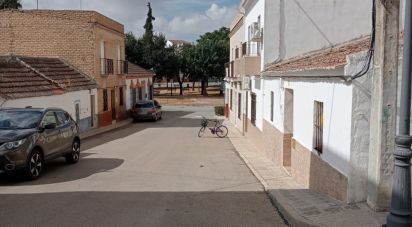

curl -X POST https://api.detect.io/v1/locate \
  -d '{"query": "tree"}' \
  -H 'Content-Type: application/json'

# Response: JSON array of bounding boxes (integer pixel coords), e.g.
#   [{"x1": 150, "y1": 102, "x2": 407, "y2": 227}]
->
[
  {"x1": 143, "y1": 2, "x2": 155, "y2": 41},
  {"x1": 0, "y1": 0, "x2": 22, "y2": 9},
  {"x1": 181, "y1": 27, "x2": 229, "y2": 96}
]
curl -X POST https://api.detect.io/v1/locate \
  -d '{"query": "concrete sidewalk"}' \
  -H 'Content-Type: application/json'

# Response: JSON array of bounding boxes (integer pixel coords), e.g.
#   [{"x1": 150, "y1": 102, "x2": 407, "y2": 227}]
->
[
  {"x1": 80, "y1": 118, "x2": 133, "y2": 140},
  {"x1": 226, "y1": 123, "x2": 387, "y2": 227}
]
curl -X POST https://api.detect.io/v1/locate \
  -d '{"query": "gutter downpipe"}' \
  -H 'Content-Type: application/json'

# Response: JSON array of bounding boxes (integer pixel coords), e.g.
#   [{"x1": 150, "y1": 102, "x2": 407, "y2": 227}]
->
[{"x1": 386, "y1": 0, "x2": 412, "y2": 226}]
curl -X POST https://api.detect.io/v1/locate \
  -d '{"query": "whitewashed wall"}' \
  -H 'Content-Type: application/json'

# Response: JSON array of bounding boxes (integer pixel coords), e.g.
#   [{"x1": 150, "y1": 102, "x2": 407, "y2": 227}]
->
[
  {"x1": 264, "y1": 0, "x2": 372, "y2": 66},
  {"x1": 261, "y1": 72, "x2": 353, "y2": 176},
  {"x1": 125, "y1": 78, "x2": 151, "y2": 110},
  {"x1": 244, "y1": 0, "x2": 265, "y2": 70},
  {"x1": 0, "y1": 89, "x2": 96, "y2": 121}
]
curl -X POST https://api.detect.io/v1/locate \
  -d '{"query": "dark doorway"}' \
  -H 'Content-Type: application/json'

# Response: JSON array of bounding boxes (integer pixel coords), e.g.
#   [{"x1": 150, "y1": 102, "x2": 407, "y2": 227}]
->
[{"x1": 111, "y1": 89, "x2": 116, "y2": 121}]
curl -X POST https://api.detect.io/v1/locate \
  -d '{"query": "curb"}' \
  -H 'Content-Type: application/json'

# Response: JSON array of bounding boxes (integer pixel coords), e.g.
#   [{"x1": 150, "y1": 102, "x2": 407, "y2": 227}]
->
[{"x1": 80, "y1": 119, "x2": 133, "y2": 140}]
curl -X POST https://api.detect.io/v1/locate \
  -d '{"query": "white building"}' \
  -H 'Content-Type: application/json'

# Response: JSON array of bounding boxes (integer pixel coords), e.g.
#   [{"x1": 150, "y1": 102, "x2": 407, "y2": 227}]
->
[
  {"x1": 226, "y1": 0, "x2": 407, "y2": 208},
  {"x1": 0, "y1": 55, "x2": 98, "y2": 132},
  {"x1": 125, "y1": 62, "x2": 155, "y2": 111}
]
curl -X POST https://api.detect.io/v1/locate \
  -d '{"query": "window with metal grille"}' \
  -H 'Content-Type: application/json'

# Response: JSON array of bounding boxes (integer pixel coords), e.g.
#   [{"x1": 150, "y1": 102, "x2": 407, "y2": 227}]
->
[
  {"x1": 230, "y1": 89, "x2": 233, "y2": 110},
  {"x1": 101, "y1": 58, "x2": 114, "y2": 75},
  {"x1": 238, "y1": 93, "x2": 242, "y2": 119},
  {"x1": 119, "y1": 87, "x2": 124, "y2": 106},
  {"x1": 313, "y1": 101, "x2": 323, "y2": 153},
  {"x1": 251, "y1": 93, "x2": 256, "y2": 126},
  {"x1": 270, "y1": 91, "x2": 274, "y2": 122},
  {"x1": 103, "y1": 89, "x2": 108, "y2": 111}
]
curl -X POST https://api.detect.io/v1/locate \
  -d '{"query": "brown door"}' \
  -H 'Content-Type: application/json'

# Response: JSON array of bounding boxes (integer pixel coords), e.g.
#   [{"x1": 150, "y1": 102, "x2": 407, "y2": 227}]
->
[{"x1": 111, "y1": 89, "x2": 116, "y2": 121}]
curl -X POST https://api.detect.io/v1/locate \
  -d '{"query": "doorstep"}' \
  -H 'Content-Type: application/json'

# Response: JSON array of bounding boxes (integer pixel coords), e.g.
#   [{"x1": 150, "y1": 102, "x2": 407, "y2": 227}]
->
[
  {"x1": 225, "y1": 122, "x2": 388, "y2": 227},
  {"x1": 80, "y1": 118, "x2": 133, "y2": 140}
]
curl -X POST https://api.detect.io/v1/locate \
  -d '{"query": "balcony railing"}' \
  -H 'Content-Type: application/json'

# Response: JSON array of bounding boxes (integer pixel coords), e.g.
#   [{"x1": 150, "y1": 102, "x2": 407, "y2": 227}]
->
[
  {"x1": 101, "y1": 58, "x2": 114, "y2": 75},
  {"x1": 242, "y1": 42, "x2": 261, "y2": 57},
  {"x1": 117, "y1": 60, "x2": 128, "y2": 75}
]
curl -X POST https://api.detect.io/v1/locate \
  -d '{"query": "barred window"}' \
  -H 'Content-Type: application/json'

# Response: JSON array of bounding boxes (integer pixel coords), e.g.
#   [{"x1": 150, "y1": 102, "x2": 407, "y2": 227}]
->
[
  {"x1": 238, "y1": 93, "x2": 242, "y2": 119},
  {"x1": 103, "y1": 89, "x2": 108, "y2": 111},
  {"x1": 251, "y1": 93, "x2": 256, "y2": 126},
  {"x1": 270, "y1": 91, "x2": 274, "y2": 122},
  {"x1": 313, "y1": 101, "x2": 323, "y2": 153}
]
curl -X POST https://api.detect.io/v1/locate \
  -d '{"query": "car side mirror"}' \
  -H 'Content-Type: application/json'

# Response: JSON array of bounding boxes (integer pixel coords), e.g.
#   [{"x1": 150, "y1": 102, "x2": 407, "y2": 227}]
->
[{"x1": 44, "y1": 123, "x2": 57, "y2": 130}]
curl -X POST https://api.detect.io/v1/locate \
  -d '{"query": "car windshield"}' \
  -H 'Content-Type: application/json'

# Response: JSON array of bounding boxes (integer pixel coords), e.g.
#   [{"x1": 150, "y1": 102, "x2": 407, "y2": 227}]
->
[
  {"x1": 0, "y1": 110, "x2": 43, "y2": 129},
  {"x1": 136, "y1": 103, "x2": 153, "y2": 108}
]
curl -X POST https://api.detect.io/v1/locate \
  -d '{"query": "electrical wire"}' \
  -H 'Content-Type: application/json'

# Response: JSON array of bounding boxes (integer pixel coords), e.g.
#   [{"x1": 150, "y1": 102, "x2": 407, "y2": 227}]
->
[{"x1": 351, "y1": 0, "x2": 376, "y2": 80}]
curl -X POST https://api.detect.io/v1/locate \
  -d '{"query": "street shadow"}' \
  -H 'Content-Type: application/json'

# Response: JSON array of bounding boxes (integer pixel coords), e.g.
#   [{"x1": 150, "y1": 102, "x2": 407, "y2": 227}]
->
[
  {"x1": 0, "y1": 191, "x2": 288, "y2": 227},
  {"x1": 0, "y1": 154, "x2": 124, "y2": 186}
]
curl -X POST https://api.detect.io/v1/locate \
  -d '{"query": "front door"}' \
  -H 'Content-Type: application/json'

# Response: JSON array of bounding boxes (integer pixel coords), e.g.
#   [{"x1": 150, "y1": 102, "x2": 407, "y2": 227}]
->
[
  {"x1": 111, "y1": 89, "x2": 116, "y2": 121},
  {"x1": 55, "y1": 111, "x2": 72, "y2": 153},
  {"x1": 40, "y1": 111, "x2": 60, "y2": 157}
]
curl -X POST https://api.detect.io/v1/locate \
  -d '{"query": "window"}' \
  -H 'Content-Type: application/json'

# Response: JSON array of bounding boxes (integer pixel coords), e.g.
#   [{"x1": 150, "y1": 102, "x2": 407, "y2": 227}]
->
[
  {"x1": 56, "y1": 111, "x2": 70, "y2": 126},
  {"x1": 230, "y1": 89, "x2": 233, "y2": 110},
  {"x1": 270, "y1": 91, "x2": 274, "y2": 122},
  {"x1": 255, "y1": 78, "x2": 261, "y2": 90},
  {"x1": 313, "y1": 101, "x2": 323, "y2": 153},
  {"x1": 41, "y1": 112, "x2": 57, "y2": 126},
  {"x1": 238, "y1": 93, "x2": 242, "y2": 119},
  {"x1": 119, "y1": 87, "x2": 124, "y2": 106},
  {"x1": 251, "y1": 93, "x2": 256, "y2": 126},
  {"x1": 103, "y1": 89, "x2": 108, "y2": 111}
]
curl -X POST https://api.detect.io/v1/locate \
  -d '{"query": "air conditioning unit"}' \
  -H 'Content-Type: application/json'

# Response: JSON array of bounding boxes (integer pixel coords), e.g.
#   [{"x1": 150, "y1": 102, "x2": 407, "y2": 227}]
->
[{"x1": 251, "y1": 22, "x2": 262, "y2": 42}]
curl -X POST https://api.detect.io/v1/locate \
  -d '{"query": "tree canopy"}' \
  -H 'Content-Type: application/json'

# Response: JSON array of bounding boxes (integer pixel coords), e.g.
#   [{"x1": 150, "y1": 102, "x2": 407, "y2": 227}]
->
[
  {"x1": 0, "y1": 0, "x2": 22, "y2": 9},
  {"x1": 125, "y1": 2, "x2": 229, "y2": 96}
]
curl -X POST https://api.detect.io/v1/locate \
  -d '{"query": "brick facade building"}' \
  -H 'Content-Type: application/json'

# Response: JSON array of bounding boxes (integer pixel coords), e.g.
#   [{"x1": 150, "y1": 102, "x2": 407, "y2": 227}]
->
[{"x1": 0, "y1": 10, "x2": 128, "y2": 128}]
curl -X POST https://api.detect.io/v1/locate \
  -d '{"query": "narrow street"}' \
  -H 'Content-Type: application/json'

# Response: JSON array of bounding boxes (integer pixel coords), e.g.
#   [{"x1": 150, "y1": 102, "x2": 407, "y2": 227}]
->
[{"x1": 0, "y1": 106, "x2": 287, "y2": 227}]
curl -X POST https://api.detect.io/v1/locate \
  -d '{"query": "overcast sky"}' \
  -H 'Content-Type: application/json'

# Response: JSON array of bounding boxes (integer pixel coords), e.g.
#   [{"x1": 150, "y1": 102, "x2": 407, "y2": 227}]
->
[{"x1": 21, "y1": 0, "x2": 239, "y2": 41}]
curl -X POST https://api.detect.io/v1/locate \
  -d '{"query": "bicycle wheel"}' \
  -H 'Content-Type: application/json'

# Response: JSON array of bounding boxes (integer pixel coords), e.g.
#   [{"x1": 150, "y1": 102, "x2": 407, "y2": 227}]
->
[
  {"x1": 216, "y1": 125, "x2": 228, "y2": 138},
  {"x1": 198, "y1": 127, "x2": 206, "y2": 137}
]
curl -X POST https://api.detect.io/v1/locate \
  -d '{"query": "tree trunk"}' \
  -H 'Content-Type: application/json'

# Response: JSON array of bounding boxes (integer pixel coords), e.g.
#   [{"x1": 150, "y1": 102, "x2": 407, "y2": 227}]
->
[
  {"x1": 192, "y1": 81, "x2": 195, "y2": 91},
  {"x1": 201, "y1": 79, "x2": 208, "y2": 96},
  {"x1": 178, "y1": 81, "x2": 183, "y2": 96}
]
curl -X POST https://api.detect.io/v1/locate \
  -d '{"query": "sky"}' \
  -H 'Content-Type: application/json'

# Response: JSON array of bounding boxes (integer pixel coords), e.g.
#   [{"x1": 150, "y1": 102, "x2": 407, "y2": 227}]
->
[{"x1": 20, "y1": 0, "x2": 239, "y2": 41}]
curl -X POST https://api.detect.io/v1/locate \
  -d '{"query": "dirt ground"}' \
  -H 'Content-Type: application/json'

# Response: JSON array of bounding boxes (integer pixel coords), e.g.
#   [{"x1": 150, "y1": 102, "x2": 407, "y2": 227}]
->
[{"x1": 154, "y1": 86, "x2": 224, "y2": 106}]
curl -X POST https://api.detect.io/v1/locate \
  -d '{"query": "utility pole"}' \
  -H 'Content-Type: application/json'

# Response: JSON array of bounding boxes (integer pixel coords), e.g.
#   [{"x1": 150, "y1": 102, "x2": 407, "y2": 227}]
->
[
  {"x1": 368, "y1": 0, "x2": 399, "y2": 211},
  {"x1": 386, "y1": 0, "x2": 412, "y2": 225},
  {"x1": 37, "y1": 0, "x2": 38, "y2": 9}
]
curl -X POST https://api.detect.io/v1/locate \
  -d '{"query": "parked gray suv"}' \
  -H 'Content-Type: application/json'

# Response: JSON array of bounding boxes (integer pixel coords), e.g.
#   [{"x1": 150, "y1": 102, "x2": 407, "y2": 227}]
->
[
  {"x1": 131, "y1": 100, "x2": 162, "y2": 121},
  {"x1": 0, "y1": 107, "x2": 81, "y2": 180}
]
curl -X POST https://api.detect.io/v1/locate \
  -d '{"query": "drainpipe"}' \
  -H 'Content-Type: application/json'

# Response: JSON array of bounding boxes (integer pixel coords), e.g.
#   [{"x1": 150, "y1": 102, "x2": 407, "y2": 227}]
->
[{"x1": 386, "y1": 0, "x2": 412, "y2": 226}]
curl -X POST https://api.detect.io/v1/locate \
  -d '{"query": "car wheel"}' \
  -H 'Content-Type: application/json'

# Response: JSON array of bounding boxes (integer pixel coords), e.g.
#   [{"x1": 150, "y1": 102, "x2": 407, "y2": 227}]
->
[
  {"x1": 66, "y1": 139, "x2": 80, "y2": 164},
  {"x1": 26, "y1": 149, "x2": 43, "y2": 180}
]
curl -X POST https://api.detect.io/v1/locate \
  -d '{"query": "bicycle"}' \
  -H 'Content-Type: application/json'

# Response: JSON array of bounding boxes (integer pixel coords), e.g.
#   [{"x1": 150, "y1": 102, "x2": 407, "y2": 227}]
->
[{"x1": 198, "y1": 116, "x2": 228, "y2": 138}]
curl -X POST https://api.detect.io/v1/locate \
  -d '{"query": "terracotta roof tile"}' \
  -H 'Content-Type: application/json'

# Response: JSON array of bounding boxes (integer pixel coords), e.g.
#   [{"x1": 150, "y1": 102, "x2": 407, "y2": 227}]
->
[
  {"x1": 0, "y1": 56, "x2": 97, "y2": 99},
  {"x1": 265, "y1": 38, "x2": 370, "y2": 73},
  {"x1": 127, "y1": 62, "x2": 155, "y2": 79}
]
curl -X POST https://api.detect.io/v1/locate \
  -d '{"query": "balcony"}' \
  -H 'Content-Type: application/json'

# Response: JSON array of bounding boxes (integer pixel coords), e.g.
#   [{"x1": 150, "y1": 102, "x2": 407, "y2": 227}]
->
[
  {"x1": 250, "y1": 22, "x2": 263, "y2": 42},
  {"x1": 242, "y1": 42, "x2": 261, "y2": 57},
  {"x1": 117, "y1": 60, "x2": 128, "y2": 75},
  {"x1": 101, "y1": 58, "x2": 114, "y2": 75}
]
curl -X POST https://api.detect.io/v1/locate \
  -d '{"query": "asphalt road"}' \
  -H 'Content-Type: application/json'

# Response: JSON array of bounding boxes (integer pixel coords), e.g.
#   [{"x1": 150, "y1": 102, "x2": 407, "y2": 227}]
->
[{"x1": 0, "y1": 106, "x2": 288, "y2": 227}]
